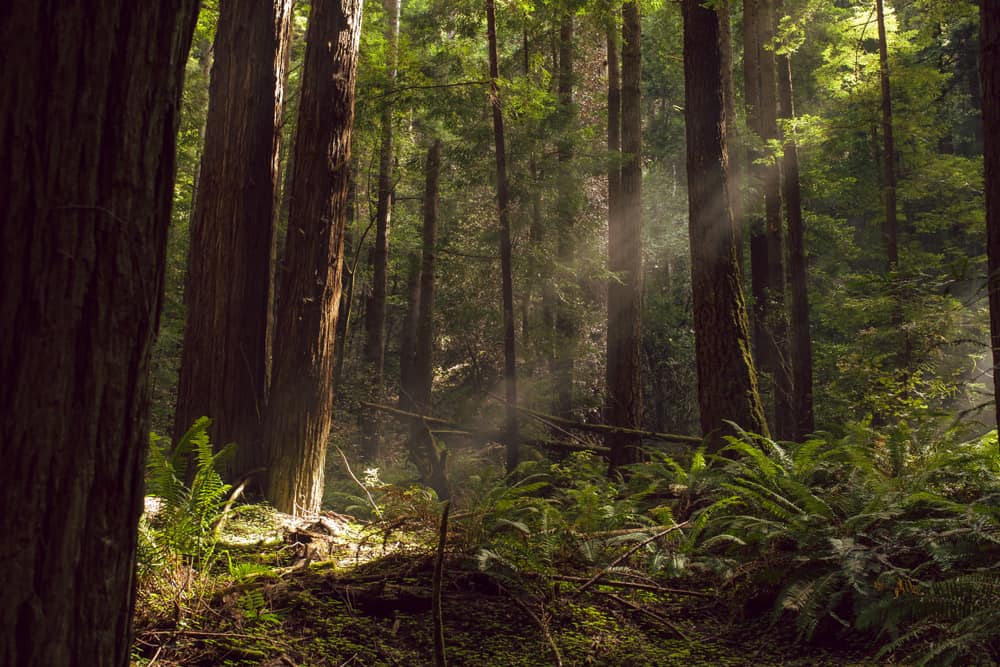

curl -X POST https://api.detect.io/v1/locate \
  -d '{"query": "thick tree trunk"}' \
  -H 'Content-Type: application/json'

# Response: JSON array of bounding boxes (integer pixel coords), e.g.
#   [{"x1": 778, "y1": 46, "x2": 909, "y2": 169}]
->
[
  {"x1": 983, "y1": 2, "x2": 1000, "y2": 435},
  {"x1": 414, "y1": 139, "x2": 443, "y2": 411},
  {"x1": 265, "y1": 0, "x2": 363, "y2": 516},
  {"x1": 776, "y1": 44, "x2": 815, "y2": 440},
  {"x1": 606, "y1": 0, "x2": 645, "y2": 470},
  {"x1": 0, "y1": 2, "x2": 197, "y2": 664},
  {"x1": 486, "y1": 0, "x2": 520, "y2": 470},
  {"x1": 554, "y1": 13, "x2": 578, "y2": 419},
  {"x1": 175, "y1": 0, "x2": 294, "y2": 484},
  {"x1": 362, "y1": 0, "x2": 402, "y2": 461},
  {"x1": 681, "y1": 0, "x2": 770, "y2": 446}
]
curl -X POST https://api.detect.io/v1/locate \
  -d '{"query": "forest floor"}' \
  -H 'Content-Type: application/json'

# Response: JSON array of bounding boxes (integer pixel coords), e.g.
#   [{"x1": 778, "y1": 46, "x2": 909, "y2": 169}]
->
[{"x1": 132, "y1": 506, "x2": 884, "y2": 667}]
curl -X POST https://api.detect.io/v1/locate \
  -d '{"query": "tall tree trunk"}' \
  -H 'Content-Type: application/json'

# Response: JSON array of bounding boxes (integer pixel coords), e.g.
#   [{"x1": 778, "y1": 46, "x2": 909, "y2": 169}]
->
[
  {"x1": 0, "y1": 2, "x2": 197, "y2": 663},
  {"x1": 362, "y1": 0, "x2": 402, "y2": 461},
  {"x1": 399, "y1": 252, "x2": 421, "y2": 411},
  {"x1": 876, "y1": 0, "x2": 908, "y2": 378},
  {"x1": 554, "y1": 13, "x2": 578, "y2": 419},
  {"x1": 265, "y1": 0, "x2": 363, "y2": 516},
  {"x1": 776, "y1": 39, "x2": 815, "y2": 439},
  {"x1": 744, "y1": 0, "x2": 791, "y2": 438},
  {"x1": 175, "y1": 0, "x2": 294, "y2": 485},
  {"x1": 743, "y1": 0, "x2": 769, "y2": 377},
  {"x1": 876, "y1": 0, "x2": 900, "y2": 277},
  {"x1": 982, "y1": 1, "x2": 1000, "y2": 436},
  {"x1": 719, "y1": 0, "x2": 744, "y2": 270},
  {"x1": 607, "y1": 0, "x2": 645, "y2": 470},
  {"x1": 758, "y1": 0, "x2": 793, "y2": 440},
  {"x1": 681, "y1": 0, "x2": 770, "y2": 446},
  {"x1": 333, "y1": 174, "x2": 358, "y2": 395},
  {"x1": 486, "y1": 0, "x2": 520, "y2": 470},
  {"x1": 414, "y1": 139, "x2": 443, "y2": 411}
]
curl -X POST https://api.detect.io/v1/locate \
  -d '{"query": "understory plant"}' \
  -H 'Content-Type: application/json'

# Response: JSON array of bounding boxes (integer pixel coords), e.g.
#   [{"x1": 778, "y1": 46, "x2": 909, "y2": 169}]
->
[{"x1": 689, "y1": 424, "x2": 1000, "y2": 666}]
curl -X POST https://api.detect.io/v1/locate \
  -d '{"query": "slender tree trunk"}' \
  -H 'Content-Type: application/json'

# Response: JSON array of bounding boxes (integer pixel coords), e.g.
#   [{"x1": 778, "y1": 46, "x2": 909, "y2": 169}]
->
[
  {"x1": 759, "y1": 0, "x2": 793, "y2": 440},
  {"x1": 414, "y1": 139, "x2": 443, "y2": 411},
  {"x1": 876, "y1": 0, "x2": 900, "y2": 277},
  {"x1": 0, "y1": 2, "x2": 197, "y2": 663},
  {"x1": 719, "y1": 0, "x2": 744, "y2": 270},
  {"x1": 265, "y1": 0, "x2": 363, "y2": 516},
  {"x1": 399, "y1": 252, "x2": 421, "y2": 411},
  {"x1": 554, "y1": 13, "x2": 578, "y2": 419},
  {"x1": 362, "y1": 0, "x2": 402, "y2": 461},
  {"x1": 743, "y1": 0, "x2": 768, "y2": 376},
  {"x1": 175, "y1": 0, "x2": 294, "y2": 485},
  {"x1": 486, "y1": 0, "x2": 520, "y2": 470},
  {"x1": 333, "y1": 174, "x2": 358, "y2": 395},
  {"x1": 982, "y1": 1, "x2": 1000, "y2": 436},
  {"x1": 681, "y1": 0, "x2": 770, "y2": 446},
  {"x1": 607, "y1": 0, "x2": 645, "y2": 470},
  {"x1": 776, "y1": 41, "x2": 815, "y2": 439}
]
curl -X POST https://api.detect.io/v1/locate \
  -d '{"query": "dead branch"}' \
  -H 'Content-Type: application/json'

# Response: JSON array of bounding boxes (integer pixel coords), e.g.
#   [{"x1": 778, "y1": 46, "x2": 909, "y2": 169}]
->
[
  {"x1": 599, "y1": 591, "x2": 691, "y2": 642},
  {"x1": 573, "y1": 522, "x2": 690, "y2": 596}
]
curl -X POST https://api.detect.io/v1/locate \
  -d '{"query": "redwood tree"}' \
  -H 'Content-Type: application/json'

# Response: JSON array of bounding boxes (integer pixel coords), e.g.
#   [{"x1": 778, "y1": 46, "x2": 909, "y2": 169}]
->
[
  {"x1": 681, "y1": 0, "x2": 769, "y2": 445},
  {"x1": 0, "y1": 2, "x2": 197, "y2": 663},
  {"x1": 606, "y1": 0, "x2": 645, "y2": 469},
  {"x1": 174, "y1": 0, "x2": 294, "y2": 482},
  {"x1": 487, "y1": 0, "x2": 520, "y2": 470},
  {"x1": 983, "y1": 1, "x2": 1000, "y2": 434},
  {"x1": 265, "y1": 0, "x2": 363, "y2": 515},
  {"x1": 776, "y1": 30, "x2": 815, "y2": 439}
]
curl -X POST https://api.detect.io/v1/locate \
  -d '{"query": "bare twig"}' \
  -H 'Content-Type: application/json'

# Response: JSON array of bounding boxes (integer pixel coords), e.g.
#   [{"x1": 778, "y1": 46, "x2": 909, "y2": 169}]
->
[
  {"x1": 573, "y1": 522, "x2": 690, "y2": 596},
  {"x1": 511, "y1": 595, "x2": 563, "y2": 667},
  {"x1": 336, "y1": 446, "x2": 383, "y2": 521}
]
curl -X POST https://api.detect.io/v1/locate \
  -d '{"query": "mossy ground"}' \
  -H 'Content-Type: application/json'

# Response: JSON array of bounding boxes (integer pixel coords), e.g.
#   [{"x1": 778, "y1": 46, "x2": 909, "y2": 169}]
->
[{"x1": 133, "y1": 540, "x2": 881, "y2": 666}]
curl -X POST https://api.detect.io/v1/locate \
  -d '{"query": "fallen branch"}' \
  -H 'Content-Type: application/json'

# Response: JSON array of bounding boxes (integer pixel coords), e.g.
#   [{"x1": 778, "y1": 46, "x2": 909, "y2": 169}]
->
[
  {"x1": 511, "y1": 595, "x2": 563, "y2": 667},
  {"x1": 361, "y1": 401, "x2": 458, "y2": 428},
  {"x1": 599, "y1": 591, "x2": 691, "y2": 642},
  {"x1": 490, "y1": 395, "x2": 703, "y2": 445},
  {"x1": 546, "y1": 573, "x2": 711, "y2": 598},
  {"x1": 573, "y1": 522, "x2": 690, "y2": 596}
]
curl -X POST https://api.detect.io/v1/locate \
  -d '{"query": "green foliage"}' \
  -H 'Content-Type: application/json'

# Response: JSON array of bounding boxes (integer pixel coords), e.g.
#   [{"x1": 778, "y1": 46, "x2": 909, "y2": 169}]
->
[
  {"x1": 142, "y1": 417, "x2": 235, "y2": 570},
  {"x1": 682, "y1": 425, "x2": 1000, "y2": 665}
]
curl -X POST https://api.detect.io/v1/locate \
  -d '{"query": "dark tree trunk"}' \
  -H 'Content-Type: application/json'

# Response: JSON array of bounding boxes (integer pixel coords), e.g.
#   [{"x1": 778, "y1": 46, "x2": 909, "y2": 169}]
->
[
  {"x1": 265, "y1": 0, "x2": 363, "y2": 516},
  {"x1": 0, "y1": 2, "x2": 198, "y2": 663},
  {"x1": 681, "y1": 0, "x2": 770, "y2": 446},
  {"x1": 175, "y1": 0, "x2": 294, "y2": 484},
  {"x1": 606, "y1": 0, "x2": 645, "y2": 470},
  {"x1": 554, "y1": 13, "x2": 578, "y2": 419},
  {"x1": 487, "y1": 0, "x2": 520, "y2": 470},
  {"x1": 333, "y1": 175, "x2": 358, "y2": 395},
  {"x1": 718, "y1": 0, "x2": 744, "y2": 270},
  {"x1": 745, "y1": 0, "x2": 791, "y2": 438},
  {"x1": 362, "y1": 0, "x2": 402, "y2": 461},
  {"x1": 776, "y1": 43, "x2": 815, "y2": 440},
  {"x1": 414, "y1": 139, "x2": 443, "y2": 411},
  {"x1": 876, "y1": 0, "x2": 908, "y2": 378},
  {"x1": 983, "y1": 1, "x2": 1000, "y2": 435},
  {"x1": 876, "y1": 0, "x2": 900, "y2": 277}
]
